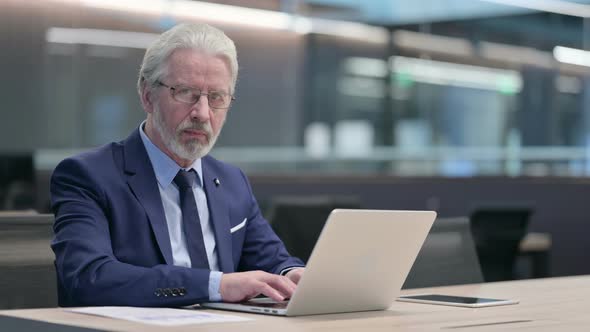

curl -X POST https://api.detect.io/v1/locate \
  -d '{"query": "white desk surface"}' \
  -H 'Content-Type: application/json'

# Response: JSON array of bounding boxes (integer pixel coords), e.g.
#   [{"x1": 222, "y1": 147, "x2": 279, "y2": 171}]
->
[{"x1": 1, "y1": 275, "x2": 588, "y2": 331}]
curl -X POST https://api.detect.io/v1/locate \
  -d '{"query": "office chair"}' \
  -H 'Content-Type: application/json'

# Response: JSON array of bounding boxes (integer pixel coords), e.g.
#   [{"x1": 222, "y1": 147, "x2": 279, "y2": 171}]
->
[
  {"x1": 403, "y1": 217, "x2": 484, "y2": 289},
  {"x1": 0, "y1": 153, "x2": 35, "y2": 210},
  {"x1": 470, "y1": 207, "x2": 532, "y2": 282},
  {"x1": 266, "y1": 195, "x2": 360, "y2": 263}
]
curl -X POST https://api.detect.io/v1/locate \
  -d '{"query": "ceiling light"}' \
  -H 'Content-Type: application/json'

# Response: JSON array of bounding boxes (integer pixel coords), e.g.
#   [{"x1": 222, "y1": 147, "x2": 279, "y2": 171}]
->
[
  {"x1": 554, "y1": 46, "x2": 590, "y2": 67},
  {"x1": 46, "y1": 27, "x2": 158, "y2": 49},
  {"x1": 481, "y1": 0, "x2": 590, "y2": 18}
]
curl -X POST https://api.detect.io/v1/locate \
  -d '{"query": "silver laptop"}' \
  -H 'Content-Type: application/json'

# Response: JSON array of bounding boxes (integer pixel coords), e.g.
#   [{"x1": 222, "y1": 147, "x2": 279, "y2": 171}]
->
[{"x1": 201, "y1": 209, "x2": 436, "y2": 316}]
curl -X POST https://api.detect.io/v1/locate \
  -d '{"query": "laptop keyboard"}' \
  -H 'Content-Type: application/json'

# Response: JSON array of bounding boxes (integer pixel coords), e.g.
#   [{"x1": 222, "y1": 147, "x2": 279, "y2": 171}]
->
[{"x1": 245, "y1": 298, "x2": 290, "y2": 309}]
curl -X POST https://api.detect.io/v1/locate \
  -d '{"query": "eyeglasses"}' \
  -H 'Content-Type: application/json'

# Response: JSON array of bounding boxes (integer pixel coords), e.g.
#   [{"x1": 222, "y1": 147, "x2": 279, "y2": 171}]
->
[{"x1": 156, "y1": 81, "x2": 235, "y2": 109}]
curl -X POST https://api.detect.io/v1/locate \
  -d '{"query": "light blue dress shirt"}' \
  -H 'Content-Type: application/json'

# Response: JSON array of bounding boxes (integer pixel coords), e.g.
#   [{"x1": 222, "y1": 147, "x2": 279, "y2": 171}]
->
[{"x1": 139, "y1": 123, "x2": 222, "y2": 301}]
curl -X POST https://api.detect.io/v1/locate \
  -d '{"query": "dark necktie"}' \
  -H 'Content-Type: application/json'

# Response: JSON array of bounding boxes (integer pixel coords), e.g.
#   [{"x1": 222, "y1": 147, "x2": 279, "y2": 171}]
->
[{"x1": 173, "y1": 169, "x2": 210, "y2": 269}]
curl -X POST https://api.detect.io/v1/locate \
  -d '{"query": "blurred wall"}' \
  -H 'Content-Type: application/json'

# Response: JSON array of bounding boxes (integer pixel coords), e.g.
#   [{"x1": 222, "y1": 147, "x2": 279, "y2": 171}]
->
[
  {"x1": 0, "y1": 1, "x2": 306, "y2": 151},
  {"x1": 250, "y1": 175, "x2": 590, "y2": 278}
]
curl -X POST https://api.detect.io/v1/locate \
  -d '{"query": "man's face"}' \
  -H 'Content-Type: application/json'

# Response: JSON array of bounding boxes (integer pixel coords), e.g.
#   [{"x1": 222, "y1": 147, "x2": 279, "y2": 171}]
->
[{"x1": 145, "y1": 48, "x2": 232, "y2": 163}]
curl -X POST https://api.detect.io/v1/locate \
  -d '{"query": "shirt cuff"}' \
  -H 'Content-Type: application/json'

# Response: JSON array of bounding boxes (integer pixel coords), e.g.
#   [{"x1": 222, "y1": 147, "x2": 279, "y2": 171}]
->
[
  {"x1": 208, "y1": 271, "x2": 223, "y2": 301},
  {"x1": 280, "y1": 266, "x2": 305, "y2": 276}
]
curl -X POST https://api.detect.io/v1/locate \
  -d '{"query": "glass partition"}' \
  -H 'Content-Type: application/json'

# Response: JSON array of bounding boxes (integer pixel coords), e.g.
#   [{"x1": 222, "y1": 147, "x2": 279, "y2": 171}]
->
[{"x1": 2, "y1": 0, "x2": 590, "y2": 177}]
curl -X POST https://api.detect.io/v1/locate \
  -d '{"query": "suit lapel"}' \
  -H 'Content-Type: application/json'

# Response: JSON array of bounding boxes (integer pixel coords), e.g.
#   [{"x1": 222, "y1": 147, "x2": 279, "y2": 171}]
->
[
  {"x1": 202, "y1": 157, "x2": 234, "y2": 273},
  {"x1": 123, "y1": 129, "x2": 173, "y2": 265}
]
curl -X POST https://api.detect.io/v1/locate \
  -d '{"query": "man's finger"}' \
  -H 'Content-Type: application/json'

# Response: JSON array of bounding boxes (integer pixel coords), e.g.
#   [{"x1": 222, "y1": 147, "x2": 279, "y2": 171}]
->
[
  {"x1": 265, "y1": 275, "x2": 296, "y2": 298},
  {"x1": 258, "y1": 283, "x2": 285, "y2": 302},
  {"x1": 286, "y1": 268, "x2": 304, "y2": 284}
]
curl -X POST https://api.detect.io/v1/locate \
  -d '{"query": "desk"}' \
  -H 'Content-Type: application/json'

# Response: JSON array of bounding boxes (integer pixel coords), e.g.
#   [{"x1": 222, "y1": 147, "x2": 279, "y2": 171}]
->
[{"x1": 1, "y1": 275, "x2": 588, "y2": 331}]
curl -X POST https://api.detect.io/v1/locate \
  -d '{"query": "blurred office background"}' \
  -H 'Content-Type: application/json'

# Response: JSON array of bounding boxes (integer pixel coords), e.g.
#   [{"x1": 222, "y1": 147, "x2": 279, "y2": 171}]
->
[{"x1": 2, "y1": 0, "x2": 590, "y2": 303}]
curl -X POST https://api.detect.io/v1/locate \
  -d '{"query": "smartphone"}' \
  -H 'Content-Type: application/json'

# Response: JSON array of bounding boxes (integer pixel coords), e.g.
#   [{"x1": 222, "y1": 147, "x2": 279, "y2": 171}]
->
[{"x1": 397, "y1": 294, "x2": 519, "y2": 308}]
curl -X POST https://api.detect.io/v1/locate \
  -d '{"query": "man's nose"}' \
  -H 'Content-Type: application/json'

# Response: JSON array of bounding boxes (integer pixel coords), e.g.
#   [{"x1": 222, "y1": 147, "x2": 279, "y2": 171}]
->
[{"x1": 188, "y1": 95, "x2": 210, "y2": 121}]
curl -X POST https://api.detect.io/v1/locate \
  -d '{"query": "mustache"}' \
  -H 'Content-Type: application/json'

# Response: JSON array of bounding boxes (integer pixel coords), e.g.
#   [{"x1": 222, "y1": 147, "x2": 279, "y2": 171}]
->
[{"x1": 176, "y1": 120, "x2": 213, "y2": 136}]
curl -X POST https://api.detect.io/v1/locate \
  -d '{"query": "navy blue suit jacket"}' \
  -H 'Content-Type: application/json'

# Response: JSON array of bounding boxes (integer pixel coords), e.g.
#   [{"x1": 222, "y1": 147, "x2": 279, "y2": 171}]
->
[{"x1": 50, "y1": 129, "x2": 303, "y2": 307}]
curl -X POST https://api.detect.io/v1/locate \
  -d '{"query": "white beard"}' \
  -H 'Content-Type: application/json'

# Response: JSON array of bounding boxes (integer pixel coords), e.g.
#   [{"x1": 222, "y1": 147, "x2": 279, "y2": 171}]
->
[{"x1": 152, "y1": 106, "x2": 223, "y2": 161}]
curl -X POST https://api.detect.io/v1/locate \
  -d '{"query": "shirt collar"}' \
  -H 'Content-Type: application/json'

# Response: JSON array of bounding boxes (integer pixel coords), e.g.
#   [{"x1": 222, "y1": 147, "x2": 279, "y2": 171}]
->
[{"x1": 139, "y1": 121, "x2": 203, "y2": 188}]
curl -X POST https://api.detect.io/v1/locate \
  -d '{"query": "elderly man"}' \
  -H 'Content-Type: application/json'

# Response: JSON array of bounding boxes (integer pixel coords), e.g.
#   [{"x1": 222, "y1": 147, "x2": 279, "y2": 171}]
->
[{"x1": 51, "y1": 23, "x2": 304, "y2": 307}]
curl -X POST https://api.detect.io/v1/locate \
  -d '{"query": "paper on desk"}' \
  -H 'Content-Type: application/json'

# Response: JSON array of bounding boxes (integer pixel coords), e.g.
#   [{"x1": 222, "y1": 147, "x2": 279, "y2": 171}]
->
[{"x1": 67, "y1": 306, "x2": 253, "y2": 326}]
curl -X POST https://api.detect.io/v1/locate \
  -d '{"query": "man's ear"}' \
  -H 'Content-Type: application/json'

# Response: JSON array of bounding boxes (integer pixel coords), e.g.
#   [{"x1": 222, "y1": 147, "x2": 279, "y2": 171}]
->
[{"x1": 140, "y1": 82, "x2": 156, "y2": 114}]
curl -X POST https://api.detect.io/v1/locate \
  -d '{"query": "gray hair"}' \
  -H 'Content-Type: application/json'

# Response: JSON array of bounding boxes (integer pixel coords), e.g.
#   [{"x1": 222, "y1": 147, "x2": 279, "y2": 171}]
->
[{"x1": 137, "y1": 23, "x2": 238, "y2": 96}]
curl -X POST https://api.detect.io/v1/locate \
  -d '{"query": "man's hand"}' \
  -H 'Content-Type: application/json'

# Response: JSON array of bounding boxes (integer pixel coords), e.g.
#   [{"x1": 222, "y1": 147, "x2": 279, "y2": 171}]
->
[
  {"x1": 219, "y1": 271, "x2": 297, "y2": 303},
  {"x1": 285, "y1": 268, "x2": 305, "y2": 284}
]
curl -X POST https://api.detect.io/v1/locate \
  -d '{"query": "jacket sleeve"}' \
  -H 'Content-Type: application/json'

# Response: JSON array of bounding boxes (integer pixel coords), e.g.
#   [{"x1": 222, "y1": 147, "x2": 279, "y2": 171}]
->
[{"x1": 50, "y1": 157, "x2": 210, "y2": 307}]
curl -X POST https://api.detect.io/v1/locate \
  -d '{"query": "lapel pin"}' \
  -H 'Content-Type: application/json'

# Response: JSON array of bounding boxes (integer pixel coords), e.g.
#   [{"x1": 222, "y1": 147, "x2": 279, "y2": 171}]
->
[{"x1": 214, "y1": 178, "x2": 221, "y2": 187}]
